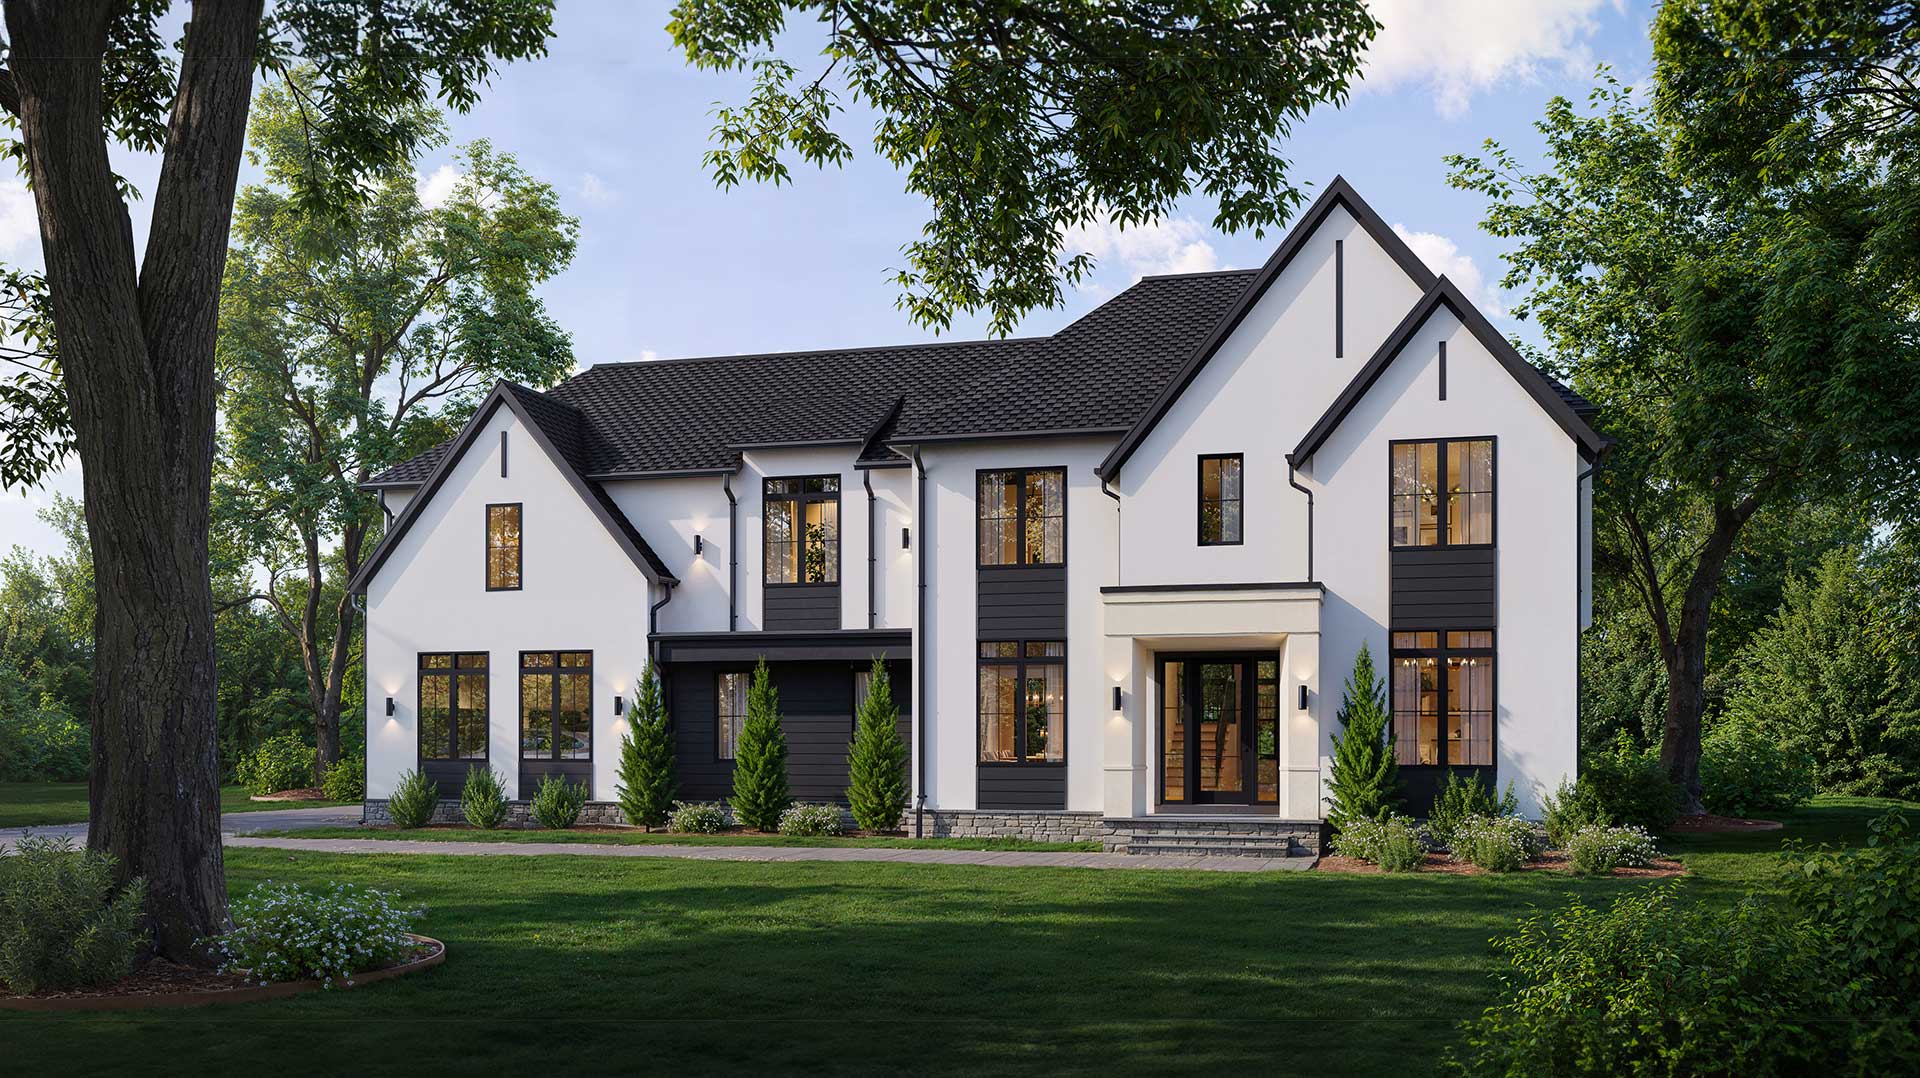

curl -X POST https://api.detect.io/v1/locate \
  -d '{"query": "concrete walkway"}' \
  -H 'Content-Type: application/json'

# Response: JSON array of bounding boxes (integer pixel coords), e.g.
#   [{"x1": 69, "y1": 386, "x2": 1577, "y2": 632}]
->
[
  {"x1": 225, "y1": 833, "x2": 1316, "y2": 873},
  {"x1": 0, "y1": 804, "x2": 361, "y2": 849}
]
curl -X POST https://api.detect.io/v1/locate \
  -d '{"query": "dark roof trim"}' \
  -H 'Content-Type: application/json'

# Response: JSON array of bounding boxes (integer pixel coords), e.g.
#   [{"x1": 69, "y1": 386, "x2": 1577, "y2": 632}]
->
[
  {"x1": 1100, "y1": 580, "x2": 1324, "y2": 594},
  {"x1": 358, "y1": 479, "x2": 425, "y2": 491},
  {"x1": 586, "y1": 465, "x2": 742, "y2": 481},
  {"x1": 1097, "y1": 175, "x2": 1438, "y2": 481},
  {"x1": 1289, "y1": 277, "x2": 1609, "y2": 466},
  {"x1": 889, "y1": 424, "x2": 1129, "y2": 448},
  {"x1": 347, "y1": 381, "x2": 677, "y2": 595},
  {"x1": 727, "y1": 437, "x2": 867, "y2": 451}
]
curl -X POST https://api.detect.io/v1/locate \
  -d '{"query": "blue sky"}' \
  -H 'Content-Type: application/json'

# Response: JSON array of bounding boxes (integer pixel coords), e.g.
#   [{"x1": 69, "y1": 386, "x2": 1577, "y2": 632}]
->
[{"x1": 0, "y1": 0, "x2": 1658, "y2": 558}]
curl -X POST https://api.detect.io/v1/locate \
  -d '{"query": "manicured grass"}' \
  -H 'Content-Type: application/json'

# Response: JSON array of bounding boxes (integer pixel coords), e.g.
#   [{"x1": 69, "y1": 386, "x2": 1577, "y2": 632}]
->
[
  {"x1": 9, "y1": 796, "x2": 1912, "y2": 1077},
  {"x1": 0, "y1": 782, "x2": 358, "y2": 828},
  {"x1": 247, "y1": 825, "x2": 1100, "y2": 852}
]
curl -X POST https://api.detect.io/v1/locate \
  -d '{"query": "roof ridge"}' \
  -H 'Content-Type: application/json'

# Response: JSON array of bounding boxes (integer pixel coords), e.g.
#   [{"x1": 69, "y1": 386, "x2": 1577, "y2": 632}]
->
[{"x1": 1135, "y1": 267, "x2": 1258, "y2": 281}]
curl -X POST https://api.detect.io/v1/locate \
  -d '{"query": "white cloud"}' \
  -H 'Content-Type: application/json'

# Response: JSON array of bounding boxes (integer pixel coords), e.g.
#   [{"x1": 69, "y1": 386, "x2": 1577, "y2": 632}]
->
[
  {"x1": 1392, "y1": 223, "x2": 1505, "y2": 318},
  {"x1": 416, "y1": 164, "x2": 462, "y2": 209},
  {"x1": 0, "y1": 181, "x2": 39, "y2": 254},
  {"x1": 577, "y1": 172, "x2": 617, "y2": 207},
  {"x1": 1061, "y1": 211, "x2": 1221, "y2": 283},
  {"x1": 1360, "y1": 0, "x2": 1621, "y2": 117}
]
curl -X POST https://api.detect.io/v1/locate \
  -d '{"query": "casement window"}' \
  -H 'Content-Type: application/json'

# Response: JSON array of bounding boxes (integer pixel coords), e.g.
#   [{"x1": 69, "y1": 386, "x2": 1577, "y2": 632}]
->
[
  {"x1": 716, "y1": 671, "x2": 749, "y2": 760},
  {"x1": 977, "y1": 641, "x2": 1065, "y2": 764},
  {"x1": 978, "y1": 468, "x2": 1065, "y2": 566},
  {"x1": 1389, "y1": 438, "x2": 1494, "y2": 548},
  {"x1": 520, "y1": 651, "x2": 591, "y2": 762},
  {"x1": 764, "y1": 476, "x2": 840, "y2": 585},
  {"x1": 1390, "y1": 630, "x2": 1494, "y2": 767},
  {"x1": 420, "y1": 652, "x2": 489, "y2": 761},
  {"x1": 1198, "y1": 454, "x2": 1244, "y2": 546},
  {"x1": 486, "y1": 503, "x2": 522, "y2": 590}
]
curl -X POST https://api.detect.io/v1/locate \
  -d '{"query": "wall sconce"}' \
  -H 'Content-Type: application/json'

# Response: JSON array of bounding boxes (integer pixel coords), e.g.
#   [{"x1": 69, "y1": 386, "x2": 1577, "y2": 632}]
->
[
  {"x1": 385, "y1": 697, "x2": 395, "y2": 717},
  {"x1": 614, "y1": 695, "x2": 625, "y2": 716},
  {"x1": 1111, "y1": 686, "x2": 1123, "y2": 711},
  {"x1": 901, "y1": 527, "x2": 911, "y2": 549},
  {"x1": 1297, "y1": 685, "x2": 1310, "y2": 711},
  {"x1": 694, "y1": 534, "x2": 704, "y2": 555}
]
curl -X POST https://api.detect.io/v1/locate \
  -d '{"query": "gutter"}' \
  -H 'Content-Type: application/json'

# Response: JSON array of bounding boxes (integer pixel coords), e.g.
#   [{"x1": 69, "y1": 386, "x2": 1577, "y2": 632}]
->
[
  {"x1": 722, "y1": 474, "x2": 737, "y2": 631},
  {"x1": 912, "y1": 446, "x2": 928, "y2": 838},
  {"x1": 1100, "y1": 476, "x2": 1121, "y2": 586},
  {"x1": 863, "y1": 470, "x2": 877, "y2": 629},
  {"x1": 1574, "y1": 451, "x2": 1602, "y2": 769},
  {"x1": 1285, "y1": 457, "x2": 1315, "y2": 580},
  {"x1": 648, "y1": 581, "x2": 677, "y2": 663}
]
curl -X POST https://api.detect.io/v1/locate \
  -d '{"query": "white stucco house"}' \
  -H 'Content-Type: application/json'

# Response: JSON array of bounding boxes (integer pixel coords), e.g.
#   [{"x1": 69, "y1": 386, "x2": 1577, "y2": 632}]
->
[{"x1": 348, "y1": 177, "x2": 1608, "y2": 854}]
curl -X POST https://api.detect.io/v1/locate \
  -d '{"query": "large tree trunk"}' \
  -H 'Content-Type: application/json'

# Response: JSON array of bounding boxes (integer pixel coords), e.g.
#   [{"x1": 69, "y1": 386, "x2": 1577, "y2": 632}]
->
[
  {"x1": 1656, "y1": 503, "x2": 1754, "y2": 815},
  {"x1": 6, "y1": 0, "x2": 264, "y2": 960}
]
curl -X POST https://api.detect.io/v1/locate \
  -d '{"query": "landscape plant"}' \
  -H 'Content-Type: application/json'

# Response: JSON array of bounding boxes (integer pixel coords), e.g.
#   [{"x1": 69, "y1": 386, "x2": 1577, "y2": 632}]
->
[
  {"x1": 616, "y1": 663, "x2": 676, "y2": 828},
  {"x1": 1426, "y1": 771, "x2": 1517, "y2": 848},
  {"x1": 529, "y1": 775, "x2": 587, "y2": 830},
  {"x1": 1565, "y1": 824, "x2": 1660, "y2": 876},
  {"x1": 208, "y1": 882, "x2": 424, "y2": 989},
  {"x1": 0, "y1": 837, "x2": 147, "y2": 994},
  {"x1": 1324, "y1": 643, "x2": 1397, "y2": 832},
  {"x1": 1782, "y1": 810, "x2": 1920, "y2": 1008},
  {"x1": 1449, "y1": 815, "x2": 1546, "y2": 873},
  {"x1": 729, "y1": 660, "x2": 791, "y2": 831},
  {"x1": 777, "y1": 804, "x2": 844, "y2": 837},
  {"x1": 1699, "y1": 718, "x2": 1814, "y2": 817},
  {"x1": 321, "y1": 754, "x2": 366, "y2": 802},
  {"x1": 845, "y1": 659, "x2": 908, "y2": 832},
  {"x1": 668, "y1": 801, "x2": 729, "y2": 834},
  {"x1": 236, "y1": 732, "x2": 313, "y2": 796},
  {"x1": 1331, "y1": 814, "x2": 1426, "y2": 873},
  {"x1": 386, "y1": 769, "x2": 440, "y2": 829},
  {"x1": 460, "y1": 767, "x2": 510, "y2": 830},
  {"x1": 1580, "y1": 738, "x2": 1680, "y2": 832},
  {"x1": 1538, "y1": 779, "x2": 1610, "y2": 848}
]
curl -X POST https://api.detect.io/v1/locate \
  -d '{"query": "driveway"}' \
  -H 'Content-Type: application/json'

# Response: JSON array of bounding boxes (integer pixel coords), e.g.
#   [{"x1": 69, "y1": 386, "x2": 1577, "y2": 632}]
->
[{"x1": 0, "y1": 804, "x2": 362, "y2": 850}]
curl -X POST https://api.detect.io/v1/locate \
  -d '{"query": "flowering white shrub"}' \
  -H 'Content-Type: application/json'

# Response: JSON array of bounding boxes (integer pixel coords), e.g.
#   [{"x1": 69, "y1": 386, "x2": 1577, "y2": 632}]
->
[
  {"x1": 668, "y1": 801, "x2": 729, "y2": 833},
  {"x1": 207, "y1": 882, "x2": 424, "y2": 988},
  {"x1": 777, "y1": 803, "x2": 844, "y2": 837},
  {"x1": 1450, "y1": 814, "x2": 1549, "y2": 872},
  {"x1": 1333, "y1": 814, "x2": 1427, "y2": 872},
  {"x1": 1567, "y1": 824, "x2": 1661, "y2": 875}
]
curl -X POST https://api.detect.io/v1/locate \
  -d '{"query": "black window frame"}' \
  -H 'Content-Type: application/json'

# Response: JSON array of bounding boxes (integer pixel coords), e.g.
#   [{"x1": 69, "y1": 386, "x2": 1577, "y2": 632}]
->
[
  {"x1": 1387, "y1": 437, "x2": 1497, "y2": 549},
  {"x1": 715, "y1": 668, "x2": 751, "y2": 761},
  {"x1": 1388, "y1": 629, "x2": 1496, "y2": 769},
  {"x1": 418, "y1": 651, "x2": 490, "y2": 763},
  {"x1": 762, "y1": 475, "x2": 842, "y2": 587},
  {"x1": 485, "y1": 502, "x2": 523, "y2": 591},
  {"x1": 1197, "y1": 453, "x2": 1245, "y2": 547},
  {"x1": 976, "y1": 640, "x2": 1067, "y2": 767},
  {"x1": 975, "y1": 467, "x2": 1068, "y2": 568},
  {"x1": 518, "y1": 650, "x2": 593, "y2": 763}
]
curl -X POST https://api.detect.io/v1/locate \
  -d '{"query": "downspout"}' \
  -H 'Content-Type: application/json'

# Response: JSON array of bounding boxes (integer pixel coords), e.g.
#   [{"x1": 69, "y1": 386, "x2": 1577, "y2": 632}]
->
[
  {"x1": 1286, "y1": 457, "x2": 1315, "y2": 580},
  {"x1": 912, "y1": 447, "x2": 928, "y2": 837},
  {"x1": 1100, "y1": 476, "x2": 1121, "y2": 586},
  {"x1": 1574, "y1": 453, "x2": 1600, "y2": 771},
  {"x1": 648, "y1": 580, "x2": 676, "y2": 663},
  {"x1": 351, "y1": 592, "x2": 368, "y2": 826},
  {"x1": 722, "y1": 474, "x2": 737, "y2": 631},
  {"x1": 863, "y1": 470, "x2": 876, "y2": 629},
  {"x1": 377, "y1": 491, "x2": 394, "y2": 527}
]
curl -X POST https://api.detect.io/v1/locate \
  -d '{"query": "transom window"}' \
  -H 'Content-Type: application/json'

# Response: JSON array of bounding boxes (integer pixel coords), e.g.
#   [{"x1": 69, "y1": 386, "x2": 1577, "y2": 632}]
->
[
  {"x1": 978, "y1": 468, "x2": 1065, "y2": 566},
  {"x1": 716, "y1": 671, "x2": 749, "y2": 760},
  {"x1": 977, "y1": 641, "x2": 1065, "y2": 764},
  {"x1": 420, "y1": 652, "x2": 489, "y2": 761},
  {"x1": 520, "y1": 651, "x2": 591, "y2": 761},
  {"x1": 764, "y1": 476, "x2": 840, "y2": 585},
  {"x1": 486, "y1": 504, "x2": 522, "y2": 589},
  {"x1": 1390, "y1": 630, "x2": 1494, "y2": 767},
  {"x1": 1198, "y1": 454, "x2": 1244, "y2": 546},
  {"x1": 1389, "y1": 438, "x2": 1494, "y2": 547}
]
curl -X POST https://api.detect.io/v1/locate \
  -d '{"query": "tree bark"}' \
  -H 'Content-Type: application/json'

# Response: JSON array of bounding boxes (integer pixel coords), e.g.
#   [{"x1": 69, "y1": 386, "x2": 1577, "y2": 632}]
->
[
  {"x1": 1655, "y1": 498, "x2": 1761, "y2": 815},
  {"x1": 5, "y1": 0, "x2": 264, "y2": 960}
]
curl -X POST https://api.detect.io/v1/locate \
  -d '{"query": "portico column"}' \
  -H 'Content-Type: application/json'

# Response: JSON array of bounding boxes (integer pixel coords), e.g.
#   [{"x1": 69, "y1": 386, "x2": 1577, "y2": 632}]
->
[
  {"x1": 1281, "y1": 631, "x2": 1323, "y2": 819},
  {"x1": 1103, "y1": 635, "x2": 1145, "y2": 818}
]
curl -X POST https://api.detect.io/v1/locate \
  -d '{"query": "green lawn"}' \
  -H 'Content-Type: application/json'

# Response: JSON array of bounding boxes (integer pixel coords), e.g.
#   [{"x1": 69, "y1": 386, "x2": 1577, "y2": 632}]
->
[
  {"x1": 0, "y1": 783, "x2": 358, "y2": 828},
  {"x1": 249, "y1": 825, "x2": 1100, "y2": 852},
  {"x1": 8, "y1": 797, "x2": 1914, "y2": 1077}
]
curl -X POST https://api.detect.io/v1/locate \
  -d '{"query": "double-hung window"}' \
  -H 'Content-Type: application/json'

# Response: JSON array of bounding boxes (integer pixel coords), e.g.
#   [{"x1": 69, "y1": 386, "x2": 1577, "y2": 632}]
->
[
  {"x1": 1198, "y1": 454, "x2": 1243, "y2": 545},
  {"x1": 977, "y1": 642, "x2": 1065, "y2": 764},
  {"x1": 978, "y1": 468, "x2": 1065, "y2": 565},
  {"x1": 520, "y1": 651, "x2": 591, "y2": 762},
  {"x1": 764, "y1": 476, "x2": 840, "y2": 584},
  {"x1": 420, "y1": 652, "x2": 489, "y2": 762},
  {"x1": 1390, "y1": 630, "x2": 1494, "y2": 767},
  {"x1": 1389, "y1": 438, "x2": 1494, "y2": 547},
  {"x1": 716, "y1": 671, "x2": 749, "y2": 760},
  {"x1": 486, "y1": 504, "x2": 522, "y2": 589}
]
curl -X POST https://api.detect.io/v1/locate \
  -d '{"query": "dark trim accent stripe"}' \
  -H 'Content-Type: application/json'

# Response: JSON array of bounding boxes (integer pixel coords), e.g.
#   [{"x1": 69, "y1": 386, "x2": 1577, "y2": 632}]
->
[
  {"x1": 499, "y1": 430, "x2": 507, "y2": 478},
  {"x1": 1438, "y1": 339, "x2": 1447, "y2": 401},
  {"x1": 1334, "y1": 238, "x2": 1345, "y2": 359},
  {"x1": 1100, "y1": 581, "x2": 1323, "y2": 594}
]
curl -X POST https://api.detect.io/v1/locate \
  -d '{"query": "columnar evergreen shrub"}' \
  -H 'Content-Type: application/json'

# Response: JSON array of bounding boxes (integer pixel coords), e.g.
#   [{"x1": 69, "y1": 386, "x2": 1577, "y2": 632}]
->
[
  {"x1": 529, "y1": 775, "x2": 587, "y2": 829},
  {"x1": 237, "y1": 732, "x2": 314, "y2": 795},
  {"x1": 386, "y1": 768, "x2": 439, "y2": 828},
  {"x1": 0, "y1": 837, "x2": 147, "y2": 994},
  {"x1": 845, "y1": 659, "x2": 908, "y2": 832},
  {"x1": 1565, "y1": 824, "x2": 1659, "y2": 875},
  {"x1": 1427, "y1": 771, "x2": 1517, "y2": 847},
  {"x1": 778, "y1": 803, "x2": 844, "y2": 837},
  {"x1": 460, "y1": 766, "x2": 509, "y2": 829},
  {"x1": 729, "y1": 660, "x2": 791, "y2": 831},
  {"x1": 1449, "y1": 815, "x2": 1547, "y2": 872},
  {"x1": 1700, "y1": 718, "x2": 1813, "y2": 816},
  {"x1": 1325, "y1": 643, "x2": 1398, "y2": 832},
  {"x1": 321, "y1": 753, "x2": 366, "y2": 801},
  {"x1": 669, "y1": 801, "x2": 728, "y2": 833},
  {"x1": 616, "y1": 662, "x2": 676, "y2": 828}
]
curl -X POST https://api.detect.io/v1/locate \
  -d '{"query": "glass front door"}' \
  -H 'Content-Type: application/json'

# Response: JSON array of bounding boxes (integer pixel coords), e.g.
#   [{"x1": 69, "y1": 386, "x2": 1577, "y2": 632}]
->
[{"x1": 1158, "y1": 654, "x2": 1279, "y2": 805}]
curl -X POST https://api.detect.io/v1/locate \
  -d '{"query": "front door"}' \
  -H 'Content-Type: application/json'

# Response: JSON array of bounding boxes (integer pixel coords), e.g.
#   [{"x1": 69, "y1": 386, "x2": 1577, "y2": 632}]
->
[{"x1": 1158, "y1": 655, "x2": 1279, "y2": 806}]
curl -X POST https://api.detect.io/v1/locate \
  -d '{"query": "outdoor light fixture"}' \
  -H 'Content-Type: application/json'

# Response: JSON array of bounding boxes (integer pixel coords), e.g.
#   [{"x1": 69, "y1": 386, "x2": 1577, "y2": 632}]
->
[
  {"x1": 1298, "y1": 685, "x2": 1310, "y2": 711},
  {"x1": 385, "y1": 697, "x2": 395, "y2": 716},
  {"x1": 694, "y1": 534, "x2": 704, "y2": 555},
  {"x1": 902, "y1": 527, "x2": 911, "y2": 549},
  {"x1": 614, "y1": 695, "x2": 625, "y2": 716},
  {"x1": 1112, "y1": 686, "x2": 1122, "y2": 711}
]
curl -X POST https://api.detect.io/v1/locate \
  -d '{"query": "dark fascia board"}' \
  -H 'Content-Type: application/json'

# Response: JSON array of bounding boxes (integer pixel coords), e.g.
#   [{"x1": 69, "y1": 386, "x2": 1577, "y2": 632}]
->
[
  {"x1": 887, "y1": 424, "x2": 1129, "y2": 447},
  {"x1": 586, "y1": 463, "x2": 742, "y2": 481},
  {"x1": 1099, "y1": 581, "x2": 1324, "y2": 594},
  {"x1": 1288, "y1": 277, "x2": 1608, "y2": 467},
  {"x1": 1096, "y1": 176, "x2": 1439, "y2": 481},
  {"x1": 357, "y1": 479, "x2": 423, "y2": 492},
  {"x1": 347, "y1": 380, "x2": 678, "y2": 595}
]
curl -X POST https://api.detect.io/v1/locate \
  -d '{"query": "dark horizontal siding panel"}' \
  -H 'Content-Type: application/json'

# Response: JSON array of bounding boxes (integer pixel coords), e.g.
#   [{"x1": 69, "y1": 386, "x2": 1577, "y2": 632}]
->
[
  {"x1": 1392, "y1": 545, "x2": 1495, "y2": 629},
  {"x1": 764, "y1": 585, "x2": 841, "y2": 631},
  {"x1": 1392, "y1": 562, "x2": 1497, "y2": 581},
  {"x1": 1389, "y1": 609, "x2": 1497, "y2": 630},
  {"x1": 978, "y1": 616, "x2": 1070, "y2": 637},
  {"x1": 1392, "y1": 547, "x2": 1498, "y2": 568},
  {"x1": 977, "y1": 565, "x2": 1067, "y2": 639},
  {"x1": 978, "y1": 565, "x2": 1067, "y2": 587},
  {"x1": 420, "y1": 760, "x2": 482, "y2": 798},
  {"x1": 978, "y1": 766, "x2": 1067, "y2": 810},
  {"x1": 1393, "y1": 575, "x2": 1497, "y2": 593},
  {"x1": 520, "y1": 760, "x2": 593, "y2": 799}
]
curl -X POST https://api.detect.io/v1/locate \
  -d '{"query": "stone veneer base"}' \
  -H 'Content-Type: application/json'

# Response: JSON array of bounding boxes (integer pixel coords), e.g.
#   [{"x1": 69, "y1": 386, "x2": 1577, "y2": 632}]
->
[
  {"x1": 362, "y1": 799, "x2": 630, "y2": 827},
  {"x1": 906, "y1": 810, "x2": 1106, "y2": 844}
]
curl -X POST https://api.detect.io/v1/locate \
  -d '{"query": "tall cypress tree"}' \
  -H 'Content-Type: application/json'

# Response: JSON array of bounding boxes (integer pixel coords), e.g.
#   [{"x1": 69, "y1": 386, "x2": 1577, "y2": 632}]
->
[
  {"x1": 616, "y1": 661, "x2": 675, "y2": 829},
  {"x1": 730, "y1": 659, "x2": 792, "y2": 831},
  {"x1": 845, "y1": 659, "x2": 909, "y2": 832},
  {"x1": 1326, "y1": 643, "x2": 1399, "y2": 832}
]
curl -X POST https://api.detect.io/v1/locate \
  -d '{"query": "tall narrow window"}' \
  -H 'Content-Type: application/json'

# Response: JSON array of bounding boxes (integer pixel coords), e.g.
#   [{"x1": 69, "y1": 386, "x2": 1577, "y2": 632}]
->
[
  {"x1": 1390, "y1": 630, "x2": 1494, "y2": 767},
  {"x1": 764, "y1": 476, "x2": 840, "y2": 584},
  {"x1": 977, "y1": 641, "x2": 1064, "y2": 764},
  {"x1": 420, "y1": 652, "x2": 489, "y2": 762},
  {"x1": 1198, "y1": 454, "x2": 1244, "y2": 545},
  {"x1": 716, "y1": 671, "x2": 749, "y2": 760},
  {"x1": 977, "y1": 468, "x2": 1065, "y2": 566},
  {"x1": 520, "y1": 651, "x2": 591, "y2": 761},
  {"x1": 1390, "y1": 438, "x2": 1494, "y2": 548},
  {"x1": 486, "y1": 503, "x2": 522, "y2": 590}
]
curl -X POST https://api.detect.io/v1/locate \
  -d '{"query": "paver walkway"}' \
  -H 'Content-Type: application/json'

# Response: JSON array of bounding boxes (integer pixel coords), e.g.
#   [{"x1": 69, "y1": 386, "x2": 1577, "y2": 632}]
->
[{"x1": 225, "y1": 833, "x2": 1316, "y2": 873}]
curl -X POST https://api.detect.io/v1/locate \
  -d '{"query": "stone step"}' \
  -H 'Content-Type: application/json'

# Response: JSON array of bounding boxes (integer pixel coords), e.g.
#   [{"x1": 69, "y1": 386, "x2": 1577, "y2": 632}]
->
[
  {"x1": 1122, "y1": 841, "x2": 1305, "y2": 859},
  {"x1": 1122, "y1": 834, "x2": 1295, "y2": 847}
]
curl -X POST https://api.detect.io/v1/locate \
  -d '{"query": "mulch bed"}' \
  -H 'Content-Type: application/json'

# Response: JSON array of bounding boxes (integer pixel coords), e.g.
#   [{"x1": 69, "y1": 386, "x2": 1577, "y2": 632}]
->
[
  {"x1": 247, "y1": 787, "x2": 335, "y2": 802},
  {"x1": 1313, "y1": 851, "x2": 1687, "y2": 877},
  {"x1": 1668, "y1": 814, "x2": 1783, "y2": 833}
]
